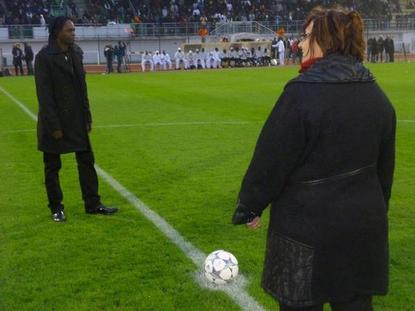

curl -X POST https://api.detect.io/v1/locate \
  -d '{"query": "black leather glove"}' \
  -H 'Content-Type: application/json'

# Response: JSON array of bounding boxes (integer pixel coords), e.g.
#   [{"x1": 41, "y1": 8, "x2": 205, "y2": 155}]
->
[{"x1": 232, "y1": 201, "x2": 258, "y2": 225}]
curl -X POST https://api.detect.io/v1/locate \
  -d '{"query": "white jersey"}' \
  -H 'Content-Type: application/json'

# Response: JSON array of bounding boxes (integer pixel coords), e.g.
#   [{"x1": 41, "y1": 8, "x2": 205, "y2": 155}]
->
[
  {"x1": 143, "y1": 53, "x2": 153, "y2": 62},
  {"x1": 213, "y1": 51, "x2": 221, "y2": 62},
  {"x1": 256, "y1": 49, "x2": 263, "y2": 58},
  {"x1": 174, "y1": 51, "x2": 185, "y2": 60},
  {"x1": 153, "y1": 53, "x2": 161, "y2": 64},
  {"x1": 164, "y1": 53, "x2": 171, "y2": 62},
  {"x1": 195, "y1": 52, "x2": 203, "y2": 61},
  {"x1": 187, "y1": 52, "x2": 194, "y2": 61},
  {"x1": 277, "y1": 40, "x2": 285, "y2": 53}
]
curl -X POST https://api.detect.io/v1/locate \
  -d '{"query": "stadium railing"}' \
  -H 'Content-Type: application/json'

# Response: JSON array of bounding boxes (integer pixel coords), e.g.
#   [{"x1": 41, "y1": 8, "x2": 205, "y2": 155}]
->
[{"x1": 1, "y1": 19, "x2": 414, "y2": 41}]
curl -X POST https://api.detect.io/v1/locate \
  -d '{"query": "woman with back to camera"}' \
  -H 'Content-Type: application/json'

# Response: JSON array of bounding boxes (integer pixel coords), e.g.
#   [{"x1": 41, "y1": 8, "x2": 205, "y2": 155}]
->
[{"x1": 232, "y1": 6, "x2": 396, "y2": 311}]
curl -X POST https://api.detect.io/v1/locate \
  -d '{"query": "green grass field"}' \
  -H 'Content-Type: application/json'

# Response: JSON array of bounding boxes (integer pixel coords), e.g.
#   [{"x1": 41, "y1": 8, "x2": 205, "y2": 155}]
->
[{"x1": 0, "y1": 63, "x2": 414, "y2": 311}]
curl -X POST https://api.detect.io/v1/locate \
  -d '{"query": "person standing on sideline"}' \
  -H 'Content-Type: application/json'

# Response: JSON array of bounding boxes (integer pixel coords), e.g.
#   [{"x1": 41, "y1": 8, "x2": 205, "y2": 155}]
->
[
  {"x1": 386, "y1": 36, "x2": 395, "y2": 62},
  {"x1": 104, "y1": 44, "x2": 114, "y2": 73},
  {"x1": 12, "y1": 43, "x2": 24, "y2": 75},
  {"x1": 277, "y1": 37, "x2": 285, "y2": 65},
  {"x1": 24, "y1": 42, "x2": 34, "y2": 75},
  {"x1": 34, "y1": 16, "x2": 118, "y2": 222},
  {"x1": 232, "y1": 6, "x2": 395, "y2": 311},
  {"x1": 271, "y1": 36, "x2": 278, "y2": 59},
  {"x1": 114, "y1": 41, "x2": 126, "y2": 73}
]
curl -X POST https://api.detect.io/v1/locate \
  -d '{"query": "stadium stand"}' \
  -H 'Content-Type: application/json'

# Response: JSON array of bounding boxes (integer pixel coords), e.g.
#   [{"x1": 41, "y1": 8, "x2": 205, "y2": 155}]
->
[{"x1": 0, "y1": 0, "x2": 409, "y2": 26}]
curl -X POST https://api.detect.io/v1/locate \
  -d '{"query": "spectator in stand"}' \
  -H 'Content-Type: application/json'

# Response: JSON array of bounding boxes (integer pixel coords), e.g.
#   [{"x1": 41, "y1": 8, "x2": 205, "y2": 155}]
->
[{"x1": 2, "y1": 0, "x2": 407, "y2": 25}]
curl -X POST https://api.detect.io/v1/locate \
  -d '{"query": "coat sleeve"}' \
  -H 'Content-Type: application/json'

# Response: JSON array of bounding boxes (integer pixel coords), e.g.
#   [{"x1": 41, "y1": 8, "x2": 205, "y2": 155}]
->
[
  {"x1": 76, "y1": 47, "x2": 92, "y2": 125},
  {"x1": 35, "y1": 52, "x2": 62, "y2": 133},
  {"x1": 235, "y1": 88, "x2": 307, "y2": 218},
  {"x1": 81, "y1": 68, "x2": 92, "y2": 124},
  {"x1": 377, "y1": 105, "x2": 396, "y2": 211}
]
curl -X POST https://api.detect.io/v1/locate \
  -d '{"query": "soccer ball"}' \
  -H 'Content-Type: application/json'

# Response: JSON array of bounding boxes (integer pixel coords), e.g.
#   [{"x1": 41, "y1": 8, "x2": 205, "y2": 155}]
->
[
  {"x1": 270, "y1": 58, "x2": 278, "y2": 66},
  {"x1": 204, "y1": 250, "x2": 239, "y2": 285}
]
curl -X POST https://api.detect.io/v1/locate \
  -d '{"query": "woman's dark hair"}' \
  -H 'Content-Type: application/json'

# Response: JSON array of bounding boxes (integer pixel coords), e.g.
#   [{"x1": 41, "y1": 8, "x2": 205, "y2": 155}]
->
[
  {"x1": 48, "y1": 16, "x2": 72, "y2": 43},
  {"x1": 303, "y1": 6, "x2": 365, "y2": 61}
]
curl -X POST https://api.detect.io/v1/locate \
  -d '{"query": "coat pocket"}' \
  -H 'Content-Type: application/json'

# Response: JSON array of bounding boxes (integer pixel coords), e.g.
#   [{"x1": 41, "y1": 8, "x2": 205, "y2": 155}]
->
[{"x1": 267, "y1": 234, "x2": 314, "y2": 306}]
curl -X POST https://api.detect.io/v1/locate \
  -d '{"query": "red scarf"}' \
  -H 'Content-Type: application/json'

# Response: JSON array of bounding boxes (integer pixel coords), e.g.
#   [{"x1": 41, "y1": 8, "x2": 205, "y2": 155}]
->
[{"x1": 299, "y1": 57, "x2": 323, "y2": 73}]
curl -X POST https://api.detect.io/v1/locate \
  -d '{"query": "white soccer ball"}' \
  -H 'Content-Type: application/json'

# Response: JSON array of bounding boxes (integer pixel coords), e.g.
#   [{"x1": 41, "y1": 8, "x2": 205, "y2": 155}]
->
[
  {"x1": 204, "y1": 250, "x2": 239, "y2": 285},
  {"x1": 270, "y1": 58, "x2": 278, "y2": 66}
]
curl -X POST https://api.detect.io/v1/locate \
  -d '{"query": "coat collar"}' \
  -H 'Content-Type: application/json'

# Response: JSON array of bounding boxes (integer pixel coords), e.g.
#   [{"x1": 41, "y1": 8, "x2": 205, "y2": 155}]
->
[
  {"x1": 46, "y1": 42, "x2": 83, "y2": 77},
  {"x1": 287, "y1": 53, "x2": 375, "y2": 86}
]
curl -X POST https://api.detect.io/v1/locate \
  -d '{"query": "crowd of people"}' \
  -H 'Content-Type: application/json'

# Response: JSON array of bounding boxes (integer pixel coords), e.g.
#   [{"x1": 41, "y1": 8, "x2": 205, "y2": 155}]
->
[
  {"x1": 101, "y1": 36, "x2": 305, "y2": 73},
  {"x1": 0, "y1": 0, "x2": 71, "y2": 25},
  {"x1": 367, "y1": 36, "x2": 396, "y2": 63},
  {"x1": 4, "y1": 33, "x2": 396, "y2": 77},
  {"x1": 0, "y1": 0, "x2": 408, "y2": 26},
  {"x1": 9, "y1": 42, "x2": 34, "y2": 76}
]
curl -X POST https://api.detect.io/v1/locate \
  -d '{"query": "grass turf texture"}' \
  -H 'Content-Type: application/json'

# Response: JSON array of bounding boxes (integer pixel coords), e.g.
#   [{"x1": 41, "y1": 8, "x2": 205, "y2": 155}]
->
[{"x1": 0, "y1": 63, "x2": 414, "y2": 310}]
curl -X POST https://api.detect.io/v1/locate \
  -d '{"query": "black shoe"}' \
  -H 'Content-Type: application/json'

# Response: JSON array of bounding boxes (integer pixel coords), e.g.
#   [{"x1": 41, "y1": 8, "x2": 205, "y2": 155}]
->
[
  {"x1": 51, "y1": 210, "x2": 66, "y2": 222},
  {"x1": 86, "y1": 204, "x2": 118, "y2": 215}
]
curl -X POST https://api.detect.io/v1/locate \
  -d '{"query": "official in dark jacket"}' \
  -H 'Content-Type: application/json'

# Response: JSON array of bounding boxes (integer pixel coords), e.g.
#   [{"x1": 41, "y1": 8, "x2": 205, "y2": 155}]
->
[
  {"x1": 24, "y1": 42, "x2": 34, "y2": 75},
  {"x1": 12, "y1": 43, "x2": 24, "y2": 75},
  {"x1": 232, "y1": 7, "x2": 395, "y2": 311},
  {"x1": 35, "y1": 16, "x2": 118, "y2": 222}
]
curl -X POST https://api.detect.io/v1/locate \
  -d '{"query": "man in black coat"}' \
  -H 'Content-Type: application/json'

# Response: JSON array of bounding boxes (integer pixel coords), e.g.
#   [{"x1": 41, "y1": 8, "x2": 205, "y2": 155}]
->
[
  {"x1": 104, "y1": 44, "x2": 114, "y2": 74},
  {"x1": 12, "y1": 43, "x2": 24, "y2": 75},
  {"x1": 386, "y1": 36, "x2": 395, "y2": 63},
  {"x1": 24, "y1": 42, "x2": 34, "y2": 75},
  {"x1": 35, "y1": 17, "x2": 118, "y2": 222}
]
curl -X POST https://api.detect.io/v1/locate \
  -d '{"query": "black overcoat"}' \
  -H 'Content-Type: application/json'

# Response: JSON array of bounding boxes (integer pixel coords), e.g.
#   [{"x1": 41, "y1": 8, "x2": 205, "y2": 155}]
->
[
  {"x1": 35, "y1": 43, "x2": 92, "y2": 154},
  {"x1": 236, "y1": 54, "x2": 396, "y2": 306}
]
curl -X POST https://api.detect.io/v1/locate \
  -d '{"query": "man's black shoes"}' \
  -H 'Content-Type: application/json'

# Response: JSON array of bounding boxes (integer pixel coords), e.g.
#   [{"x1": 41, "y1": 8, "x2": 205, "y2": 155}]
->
[
  {"x1": 86, "y1": 204, "x2": 118, "y2": 215},
  {"x1": 51, "y1": 210, "x2": 66, "y2": 222}
]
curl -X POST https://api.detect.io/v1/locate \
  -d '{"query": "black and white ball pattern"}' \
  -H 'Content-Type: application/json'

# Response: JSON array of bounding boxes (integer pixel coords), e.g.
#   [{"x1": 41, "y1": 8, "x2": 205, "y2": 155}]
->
[{"x1": 204, "y1": 250, "x2": 239, "y2": 285}]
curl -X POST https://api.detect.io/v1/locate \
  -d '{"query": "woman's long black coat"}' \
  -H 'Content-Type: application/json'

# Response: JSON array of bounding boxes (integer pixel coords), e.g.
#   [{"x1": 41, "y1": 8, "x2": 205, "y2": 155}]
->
[
  {"x1": 236, "y1": 54, "x2": 396, "y2": 307},
  {"x1": 35, "y1": 43, "x2": 92, "y2": 154}
]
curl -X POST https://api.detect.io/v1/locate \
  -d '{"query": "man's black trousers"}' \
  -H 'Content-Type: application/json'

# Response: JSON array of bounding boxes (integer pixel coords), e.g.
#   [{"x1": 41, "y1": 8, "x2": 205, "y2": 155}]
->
[{"x1": 43, "y1": 151, "x2": 101, "y2": 212}]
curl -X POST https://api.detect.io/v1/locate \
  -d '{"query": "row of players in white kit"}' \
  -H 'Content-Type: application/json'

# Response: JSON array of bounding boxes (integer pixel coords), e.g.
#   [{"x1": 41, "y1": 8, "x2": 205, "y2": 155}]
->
[
  {"x1": 141, "y1": 48, "x2": 221, "y2": 71},
  {"x1": 141, "y1": 47, "x2": 253, "y2": 71}
]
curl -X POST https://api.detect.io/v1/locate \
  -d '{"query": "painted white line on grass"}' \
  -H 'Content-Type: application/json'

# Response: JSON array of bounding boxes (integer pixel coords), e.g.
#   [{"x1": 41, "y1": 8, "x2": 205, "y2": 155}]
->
[
  {"x1": 1, "y1": 120, "x2": 259, "y2": 134},
  {"x1": 0, "y1": 86, "x2": 267, "y2": 311},
  {"x1": 3, "y1": 118, "x2": 415, "y2": 134},
  {"x1": 2, "y1": 129, "x2": 36, "y2": 133},
  {"x1": 0, "y1": 86, "x2": 38, "y2": 121}
]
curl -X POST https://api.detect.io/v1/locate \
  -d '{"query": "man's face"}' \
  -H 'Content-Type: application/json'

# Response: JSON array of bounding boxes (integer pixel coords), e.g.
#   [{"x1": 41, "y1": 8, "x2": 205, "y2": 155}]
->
[{"x1": 58, "y1": 20, "x2": 75, "y2": 45}]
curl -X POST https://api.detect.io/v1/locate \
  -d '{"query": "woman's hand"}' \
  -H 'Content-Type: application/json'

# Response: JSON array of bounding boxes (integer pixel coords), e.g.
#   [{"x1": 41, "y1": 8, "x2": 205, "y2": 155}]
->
[{"x1": 247, "y1": 216, "x2": 261, "y2": 229}]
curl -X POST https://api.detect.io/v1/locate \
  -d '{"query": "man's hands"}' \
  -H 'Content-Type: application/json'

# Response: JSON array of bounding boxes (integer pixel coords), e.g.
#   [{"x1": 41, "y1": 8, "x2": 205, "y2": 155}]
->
[{"x1": 52, "y1": 130, "x2": 63, "y2": 139}]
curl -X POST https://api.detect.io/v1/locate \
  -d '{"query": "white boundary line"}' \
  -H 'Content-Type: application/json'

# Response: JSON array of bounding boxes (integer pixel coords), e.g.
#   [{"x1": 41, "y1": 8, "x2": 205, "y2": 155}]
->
[
  {"x1": 0, "y1": 121, "x2": 259, "y2": 134},
  {"x1": 2, "y1": 119, "x2": 414, "y2": 134},
  {"x1": 0, "y1": 85, "x2": 267, "y2": 311}
]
